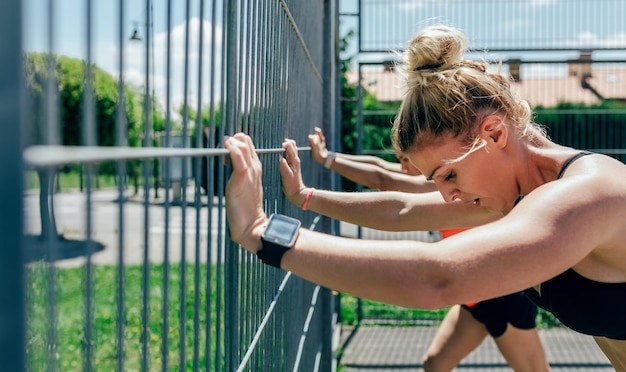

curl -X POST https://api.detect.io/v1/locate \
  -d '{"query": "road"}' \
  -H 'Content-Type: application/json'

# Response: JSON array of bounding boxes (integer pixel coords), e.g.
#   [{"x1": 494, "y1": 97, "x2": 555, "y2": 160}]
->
[{"x1": 23, "y1": 187, "x2": 437, "y2": 268}]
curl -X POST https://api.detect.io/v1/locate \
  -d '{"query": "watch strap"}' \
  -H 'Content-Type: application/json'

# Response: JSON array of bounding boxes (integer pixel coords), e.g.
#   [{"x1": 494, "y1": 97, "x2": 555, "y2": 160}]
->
[
  {"x1": 257, "y1": 240, "x2": 290, "y2": 268},
  {"x1": 324, "y1": 151, "x2": 336, "y2": 169}
]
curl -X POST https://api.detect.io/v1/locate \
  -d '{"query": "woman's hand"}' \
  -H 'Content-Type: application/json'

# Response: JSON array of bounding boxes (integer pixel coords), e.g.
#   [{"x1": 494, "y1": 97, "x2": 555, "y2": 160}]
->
[
  {"x1": 308, "y1": 126, "x2": 329, "y2": 164},
  {"x1": 224, "y1": 133, "x2": 268, "y2": 253},
  {"x1": 280, "y1": 138, "x2": 308, "y2": 207}
]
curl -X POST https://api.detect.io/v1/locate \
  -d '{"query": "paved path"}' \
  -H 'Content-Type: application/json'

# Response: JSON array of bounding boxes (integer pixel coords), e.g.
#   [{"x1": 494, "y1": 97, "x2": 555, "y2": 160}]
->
[
  {"x1": 23, "y1": 188, "x2": 437, "y2": 267},
  {"x1": 339, "y1": 325, "x2": 613, "y2": 371}
]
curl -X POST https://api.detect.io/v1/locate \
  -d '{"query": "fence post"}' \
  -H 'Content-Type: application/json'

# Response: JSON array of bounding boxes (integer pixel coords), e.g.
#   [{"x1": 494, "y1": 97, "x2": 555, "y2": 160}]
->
[
  {"x1": 320, "y1": 0, "x2": 339, "y2": 370},
  {"x1": 224, "y1": 0, "x2": 240, "y2": 370},
  {"x1": 0, "y1": 0, "x2": 25, "y2": 370}
]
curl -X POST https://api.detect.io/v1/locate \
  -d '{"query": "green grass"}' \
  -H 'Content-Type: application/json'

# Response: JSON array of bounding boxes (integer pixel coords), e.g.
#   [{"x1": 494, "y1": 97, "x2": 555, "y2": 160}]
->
[
  {"x1": 339, "y1": 294, "x2": 560, "y2": 328},
  {"x1": 25, "y1": 170, "x2": 124, "y2": 191},
  {"x1": 339, "y1": 295, "x2": 450, "y2": 325},
  {"x1": 25, "y1": 263, "x2": 220, "y2": 371}
]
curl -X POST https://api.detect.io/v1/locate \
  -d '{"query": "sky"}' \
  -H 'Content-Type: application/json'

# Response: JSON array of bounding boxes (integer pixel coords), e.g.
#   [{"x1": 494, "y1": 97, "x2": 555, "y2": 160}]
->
[
  {"x1": 340, "y1": 0, "x2": 626, "y2": 78},
  {"x1": 22, "y1": 0, "x2": 626, "y2": 113}
]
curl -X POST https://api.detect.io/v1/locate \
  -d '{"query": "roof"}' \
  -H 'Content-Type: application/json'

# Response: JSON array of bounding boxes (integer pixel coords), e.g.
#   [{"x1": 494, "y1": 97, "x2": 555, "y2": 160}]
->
[{"x1": 346, "y1": 67, "x2": 626, "y2": 108}]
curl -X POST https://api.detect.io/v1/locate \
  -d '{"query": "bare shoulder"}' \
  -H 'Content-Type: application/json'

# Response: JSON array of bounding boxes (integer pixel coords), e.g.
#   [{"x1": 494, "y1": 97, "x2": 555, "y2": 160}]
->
[
  {"x1": 511, "y1": 153, "x2": 626, "y2": 272},
  {"x1": 562, "y1": 153, "x2": 626, "y2": 203},
  {"x1": 556, "y1": 153, "x2": 626, "y2": 279},
  {"x1": 523, "y1": 153, "x2": 626, "y2": 228}
]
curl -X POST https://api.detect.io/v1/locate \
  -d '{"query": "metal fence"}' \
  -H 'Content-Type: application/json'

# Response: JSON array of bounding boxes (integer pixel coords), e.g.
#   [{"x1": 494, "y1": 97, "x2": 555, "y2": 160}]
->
[
  {"x1": 339, "y1": 0, "x2": 626, "y2": 323},
  {"x1": 5, "y1": 0, "x2": 340, "y2": 370}
]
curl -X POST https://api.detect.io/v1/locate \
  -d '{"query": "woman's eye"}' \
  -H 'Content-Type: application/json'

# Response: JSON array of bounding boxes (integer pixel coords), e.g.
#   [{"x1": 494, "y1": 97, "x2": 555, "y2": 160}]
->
[{"x1": 445, "y1": 172, "x2": 455, "y2": 181}]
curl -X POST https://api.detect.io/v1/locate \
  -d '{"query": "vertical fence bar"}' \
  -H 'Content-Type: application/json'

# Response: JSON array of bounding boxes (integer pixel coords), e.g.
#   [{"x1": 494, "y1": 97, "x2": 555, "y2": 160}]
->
[
  {"x1": 224, "y1": 0, "x2": 239, "y2": 370},
  {"x1": 215, "y1": 0, "x2": 227, "y2": 367},
  {"x1": 192, "y1": 0, "x2": 206, "y2": 369},
  {"x1": 44, "y1": 1, "x2": 60, "y2": 370},
  {"x1": 161, "y1": 0, "x2": 173, "y2": 369},
  {"x1": 0, "y1": 0, "x2": 24, "y2": 369},
  {"x1": 115, "y1": 1, "x2": 127, "y2": 370},
  {"x1": 178, "y1": 0, "x2": 191, "y2": 369},
  {"x1": 320, "y1": 0, "x2": 338, "y2": 369},
  {"x1": 82, "y1": 1, "x2": 96, "y2": 370},
  {"x1": 141, "y1": 0, "x2": 153, "y2": 369},
  {"x1": 205, "y1": 0, "x2": 219, "y2": 369}
]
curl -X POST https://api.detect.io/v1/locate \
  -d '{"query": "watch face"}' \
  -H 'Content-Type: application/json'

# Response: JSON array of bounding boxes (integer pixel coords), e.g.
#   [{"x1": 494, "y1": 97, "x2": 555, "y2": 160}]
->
[{"x1": 262, "y1": 214, "x2": 301, "y2": 246}]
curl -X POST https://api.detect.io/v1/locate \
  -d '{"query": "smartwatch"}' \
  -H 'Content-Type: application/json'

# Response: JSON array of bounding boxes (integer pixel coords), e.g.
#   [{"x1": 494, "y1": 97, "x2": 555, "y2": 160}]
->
[{"x1": 258, "y1": 214, "x2": 301, "y2": 268}]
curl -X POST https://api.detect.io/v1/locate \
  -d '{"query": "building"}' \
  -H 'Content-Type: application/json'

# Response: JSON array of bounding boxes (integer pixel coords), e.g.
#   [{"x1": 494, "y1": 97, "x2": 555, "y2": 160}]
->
[{"x1": 347, "y1": 56, "x2": 626, "y2": 108}]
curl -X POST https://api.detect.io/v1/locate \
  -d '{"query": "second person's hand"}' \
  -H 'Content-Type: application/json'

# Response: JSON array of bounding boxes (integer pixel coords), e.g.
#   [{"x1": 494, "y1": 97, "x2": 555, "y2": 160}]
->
[
  {"x1": 280, "y1": 138, "x2": 309, "y2": 208},
  {"x1": 308, "y1": 126, "x2": 329, "y2": 165}
]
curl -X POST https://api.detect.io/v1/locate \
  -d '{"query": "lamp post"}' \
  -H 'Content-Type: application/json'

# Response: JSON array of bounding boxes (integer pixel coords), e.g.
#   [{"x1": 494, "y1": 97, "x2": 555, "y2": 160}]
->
[{"x1": 130, "y1": 1, "x2": 161, "y2": 199}]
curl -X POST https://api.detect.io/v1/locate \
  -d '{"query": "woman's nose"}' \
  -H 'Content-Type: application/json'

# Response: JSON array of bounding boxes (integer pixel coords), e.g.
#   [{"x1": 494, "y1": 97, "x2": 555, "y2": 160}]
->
[{"x1": 437, "y1": 183, "x2": 460, "y2": 203}]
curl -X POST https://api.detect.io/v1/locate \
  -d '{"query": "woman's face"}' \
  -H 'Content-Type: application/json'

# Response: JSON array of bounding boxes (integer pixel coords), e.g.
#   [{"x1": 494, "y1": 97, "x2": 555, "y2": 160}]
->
[
  {"x1": 396, "y1": 152, "x2": 422, "y2": 176},
  {"x1": 408, "y1": 136, "x2": 519, "y2": 214}
]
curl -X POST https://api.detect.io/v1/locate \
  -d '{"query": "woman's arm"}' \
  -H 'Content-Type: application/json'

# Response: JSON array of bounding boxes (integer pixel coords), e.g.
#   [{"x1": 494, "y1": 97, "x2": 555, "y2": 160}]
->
[
  {"x1": 336, "y1": 152, "x2": 404, "y2": 173},
  {"x1": 225, "y1": 133, "x2": 622, "y2": 310},
  {"x1": 298, "y1": 188, "x2": 496, "y2": 231},
  {"x1": 308, "y1": 126, "x2": 405, "y2": 174},
  {"x1": 282, "y1": 138, "x2": 498, "y2": 230},
  {"x1": 329, "y1": 155, "x2": 438, "y2": 193},
  {"x1": 280, "y1": 185, "x2": 607, "y2": 309}
]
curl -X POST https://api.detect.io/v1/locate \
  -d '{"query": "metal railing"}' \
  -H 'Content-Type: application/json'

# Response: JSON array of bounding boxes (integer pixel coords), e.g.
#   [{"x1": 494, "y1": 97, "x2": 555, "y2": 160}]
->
[{"x1": 6, "y1": 0, "x2": 340, "y2": 370}]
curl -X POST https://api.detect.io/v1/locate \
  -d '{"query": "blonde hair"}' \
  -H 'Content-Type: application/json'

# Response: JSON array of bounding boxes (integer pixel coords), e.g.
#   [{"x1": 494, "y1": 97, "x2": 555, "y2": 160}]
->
[{"x1": 391, "y1": 25, "x2": 545, "y2": 154}]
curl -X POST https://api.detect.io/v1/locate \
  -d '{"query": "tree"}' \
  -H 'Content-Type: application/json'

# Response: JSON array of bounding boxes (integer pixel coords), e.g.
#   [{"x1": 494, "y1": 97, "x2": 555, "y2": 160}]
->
[
  {"x1": 23, "y1": 53, "x2": 144, "y2": 152},
  {"x1": 23, "y1": 52, "x2": 159, "y2": 244}
]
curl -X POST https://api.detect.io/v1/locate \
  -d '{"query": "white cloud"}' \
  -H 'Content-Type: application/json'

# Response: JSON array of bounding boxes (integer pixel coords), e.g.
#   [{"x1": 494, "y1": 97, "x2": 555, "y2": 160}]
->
[
  {"x1": 530, "y1": 0, "x2": 559, "y2": 6},
  {"x1": 577, "y1": 32, "x2": 626, "y2": 48},
  {"x1": 392, "y1": 0, "x2": 428, "y2": 11},
  {"x1": 96, "y1": 17, "x2": 224, "y2": 115}
]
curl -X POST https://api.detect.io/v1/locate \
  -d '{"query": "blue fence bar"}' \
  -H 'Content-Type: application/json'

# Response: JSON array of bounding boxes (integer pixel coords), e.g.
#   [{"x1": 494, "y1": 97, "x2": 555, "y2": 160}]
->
[{"x1": 0, "y1": 0, "x2": 25, "y2": 370}]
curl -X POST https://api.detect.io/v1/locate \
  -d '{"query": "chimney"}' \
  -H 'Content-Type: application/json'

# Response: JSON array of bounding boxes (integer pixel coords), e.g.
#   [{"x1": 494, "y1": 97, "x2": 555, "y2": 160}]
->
[
  {"x1": 508, "y1": 58, "x2": 521, "y2": 81},
  {"x1": 382, "y1": 59, "x2": 396, "y2": 72},
  {"x1": 568, "y1": 50, "x2": 593, "y2": 79}
]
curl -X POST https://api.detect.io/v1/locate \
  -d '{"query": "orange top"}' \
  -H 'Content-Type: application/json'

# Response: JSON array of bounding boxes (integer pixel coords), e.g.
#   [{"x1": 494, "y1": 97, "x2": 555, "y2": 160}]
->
[
  {"x1": 439, "y1": 228, "x2": 470, "y2": 239},
  {"x1": 439, "y1": 228, "x2": 477, "y2": 307}
]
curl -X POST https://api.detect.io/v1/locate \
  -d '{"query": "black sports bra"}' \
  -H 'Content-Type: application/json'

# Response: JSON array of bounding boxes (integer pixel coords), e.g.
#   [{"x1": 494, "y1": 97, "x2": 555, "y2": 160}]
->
[{"x1": 521, "y1": 152, "x2": 626, "y2": 340}]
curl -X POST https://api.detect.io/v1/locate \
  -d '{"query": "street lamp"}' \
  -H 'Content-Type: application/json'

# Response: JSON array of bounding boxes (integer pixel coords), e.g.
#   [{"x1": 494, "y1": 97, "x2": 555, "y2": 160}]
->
[{"x1": 129, "y1": 22, "x2": 142, "y2": 41}]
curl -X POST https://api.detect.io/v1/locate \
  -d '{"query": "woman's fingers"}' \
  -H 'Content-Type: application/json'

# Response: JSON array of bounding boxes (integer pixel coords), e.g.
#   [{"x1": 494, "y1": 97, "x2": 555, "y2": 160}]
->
[
  {"x1": 224, "y1": 133, "x2": 266, "y2": 252},
  {"x1": 314, "y1": 126, "x2": 326, "y2": 143},
  {"x1": 224, "y1": 135, "x2": 247, "y2": 172},
  {"x1": 280, "y1": 138, "x2": 306, "y2": 205},
  {"x1": 283, "y1": 139, "x2": 300, "y2": 167}
]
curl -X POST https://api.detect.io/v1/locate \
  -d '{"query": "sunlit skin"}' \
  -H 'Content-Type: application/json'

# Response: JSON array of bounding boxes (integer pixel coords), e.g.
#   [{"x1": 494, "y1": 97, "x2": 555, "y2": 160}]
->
[
  {"x1": 407, "y1": 134, "x2": 521, "y2": 214},
  {"x1": 409, "y1": 116, "x2": 556, "y2": 215},
  {"x1": 224, "y1": 116, "x2": 626, "y2": 366},
  {"x1": 406, "y1": 115, "x2": 626, "y2": 285},
  {"x1": 308, "y1": 126, "x2": 437, "y2": 193},
  {"x1": 397, "y1": 152, "x2": 423, "y2": 175}
]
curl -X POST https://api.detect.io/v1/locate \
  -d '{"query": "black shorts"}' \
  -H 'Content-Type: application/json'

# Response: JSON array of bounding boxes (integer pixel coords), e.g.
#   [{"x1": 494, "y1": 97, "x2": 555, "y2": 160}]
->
[{"x1": 461, "y1": 291, "x2": 537, "y2": 338}]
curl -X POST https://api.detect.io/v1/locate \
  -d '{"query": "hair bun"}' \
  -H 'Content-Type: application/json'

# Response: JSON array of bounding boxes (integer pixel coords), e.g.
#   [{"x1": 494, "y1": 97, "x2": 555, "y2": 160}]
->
[{"x1": 402, "y1": 25, "x2": 468, "y2": 83}]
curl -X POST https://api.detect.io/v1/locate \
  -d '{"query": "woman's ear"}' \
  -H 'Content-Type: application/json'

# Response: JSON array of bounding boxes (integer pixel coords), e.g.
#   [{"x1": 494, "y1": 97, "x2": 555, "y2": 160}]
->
[{"x1": 479, "y1": 115, "x2": 508, "y2": 149}]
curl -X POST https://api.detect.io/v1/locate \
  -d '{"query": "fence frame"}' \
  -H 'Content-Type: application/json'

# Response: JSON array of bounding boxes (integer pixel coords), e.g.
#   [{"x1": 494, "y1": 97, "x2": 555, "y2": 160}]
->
[{"x1": 0, "y1": 0, "x2": 26, "y2": 368}]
